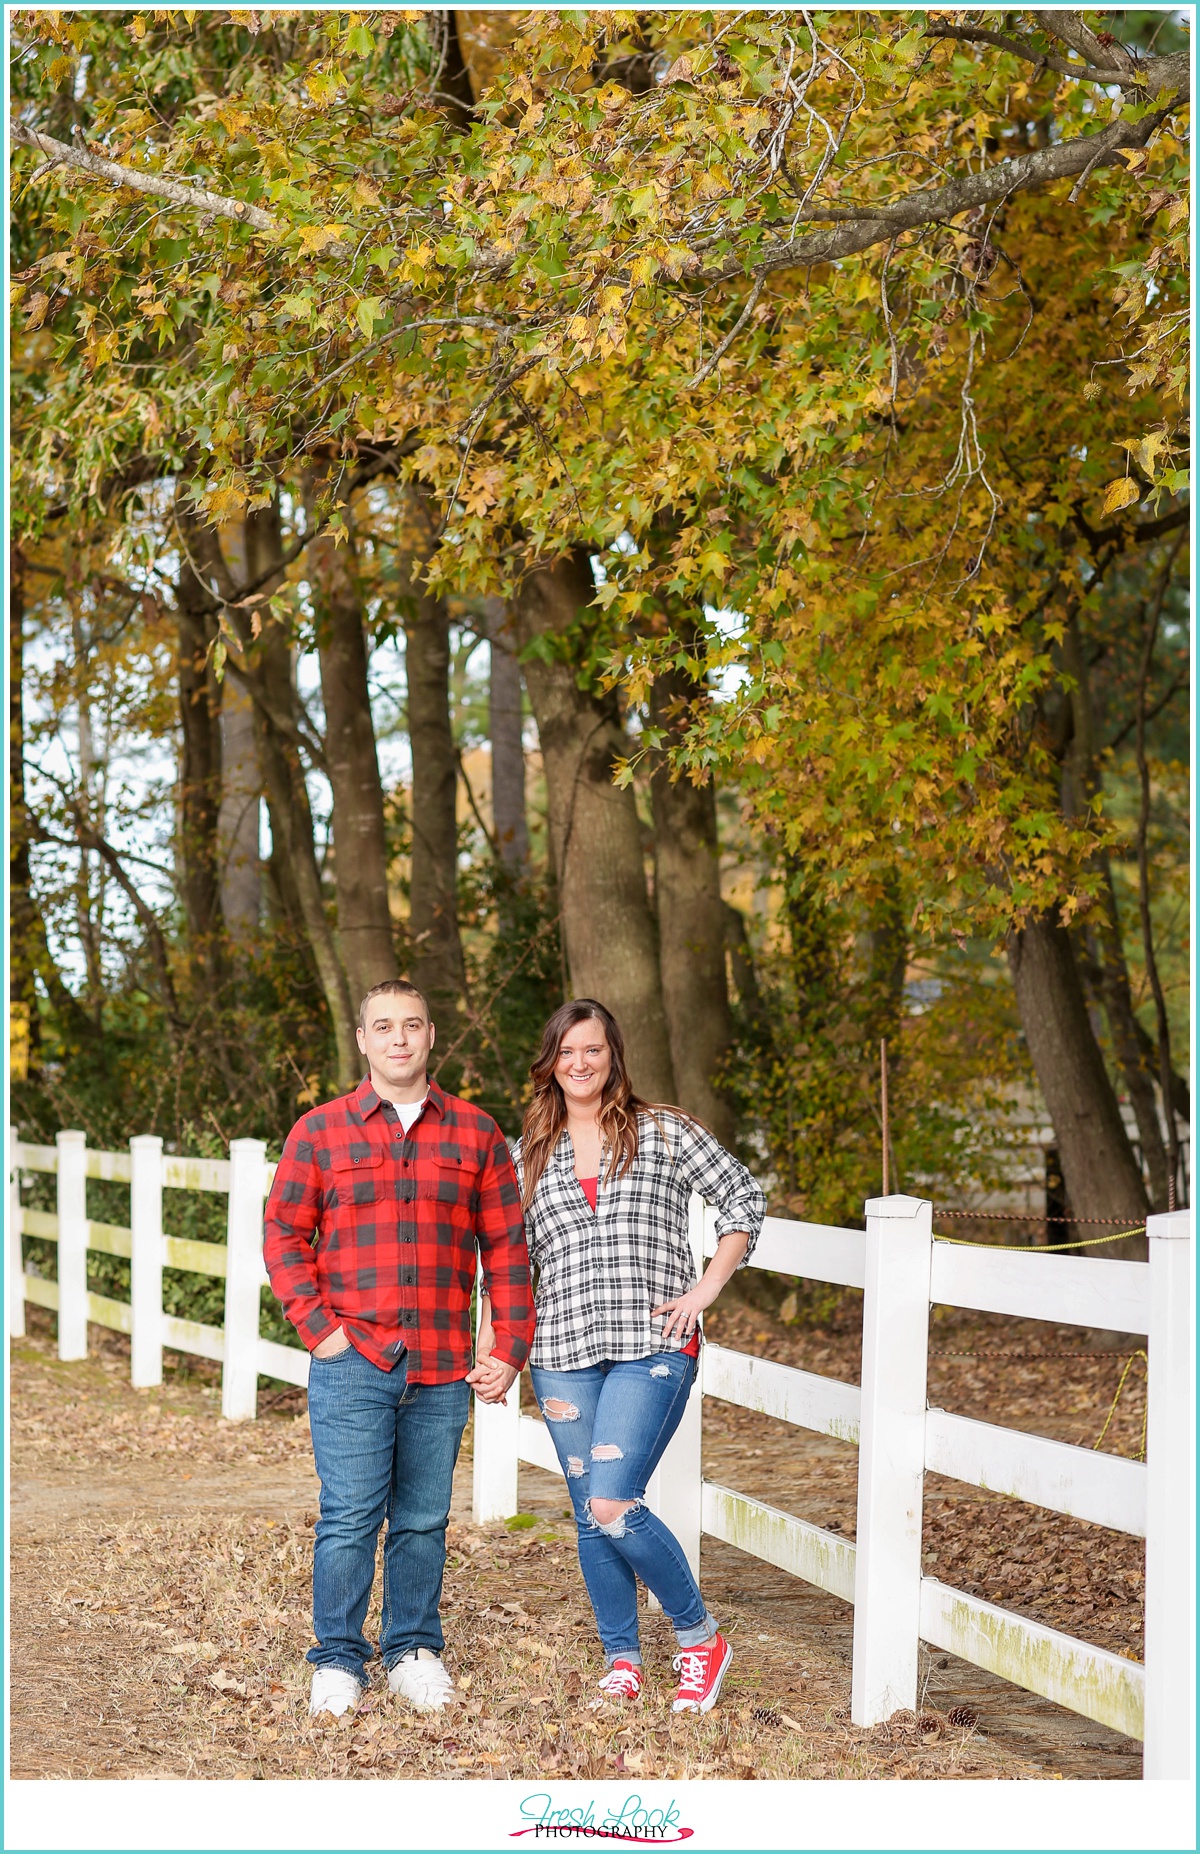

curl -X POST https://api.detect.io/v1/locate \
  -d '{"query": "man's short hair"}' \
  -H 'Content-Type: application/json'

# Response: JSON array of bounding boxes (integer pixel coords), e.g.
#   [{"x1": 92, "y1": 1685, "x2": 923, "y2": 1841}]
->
[{"x1": 357, "y1": 979, "x2": 432, "y2": 1029}]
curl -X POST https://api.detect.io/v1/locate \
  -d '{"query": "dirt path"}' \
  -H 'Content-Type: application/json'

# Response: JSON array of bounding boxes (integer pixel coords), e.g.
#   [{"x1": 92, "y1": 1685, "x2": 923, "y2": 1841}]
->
[{"x1": 9, "y1": 1313, "x2": 1142, "y2": 1781}]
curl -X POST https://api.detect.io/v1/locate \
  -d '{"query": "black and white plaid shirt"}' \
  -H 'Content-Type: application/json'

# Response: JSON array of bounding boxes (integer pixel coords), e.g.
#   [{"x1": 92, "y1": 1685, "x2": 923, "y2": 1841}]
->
[{"x1": 513, "y1": 1111, "x2": 765, "y2": 1370}]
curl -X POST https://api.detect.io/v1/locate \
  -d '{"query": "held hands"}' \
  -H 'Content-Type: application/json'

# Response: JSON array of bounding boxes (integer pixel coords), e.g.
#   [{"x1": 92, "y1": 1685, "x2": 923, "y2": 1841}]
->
[{"x1": 466, "y1": 1323, "x2": 519, "y2": 1404}]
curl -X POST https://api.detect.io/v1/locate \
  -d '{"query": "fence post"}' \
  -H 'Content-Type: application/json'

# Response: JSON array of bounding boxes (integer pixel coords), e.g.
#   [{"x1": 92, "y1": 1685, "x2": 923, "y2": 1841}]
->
[
  {"x1": 851, "y1": 1193, "x2": 933, "y2": 1726},
  {"x1": 1143, "y1": 1207, "x2": 1193, "y2": 1780},
  {"x1": 56, "y1": 1130, "x2": 89, "y2": 1362},
  {"x1": 222, "y1": 1138, "x2": 267, "y2": 1422},
  {"x1": 9, "y1": 1129, "x2": 26, "y2": 1339},
  {"x1": 129, "y1": 1135, "x2": 164, "y2": 1389},
  {"x1": 472, "y1": 1264, "x2": 521, "y2": 1522},
  {"x1": 645, "y1": 1192, "x2": 707, "y2": 1588}
]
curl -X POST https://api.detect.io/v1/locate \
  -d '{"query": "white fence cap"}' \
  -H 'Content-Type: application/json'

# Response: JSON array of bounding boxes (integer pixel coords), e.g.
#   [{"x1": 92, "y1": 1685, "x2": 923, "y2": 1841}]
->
[
  {"x1": 864, "y1": 1194, "x2": 930, "y2": 1220},
  {"x1": 1147, "y1": 1209, "x2": 1192, "y2": 1242}
]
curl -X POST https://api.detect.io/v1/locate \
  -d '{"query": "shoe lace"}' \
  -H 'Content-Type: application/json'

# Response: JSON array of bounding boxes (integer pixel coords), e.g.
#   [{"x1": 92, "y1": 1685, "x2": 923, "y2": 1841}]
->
[
  {"x1": 598, "y1": 1664, "x2": 640, "y2": 1697},
  {"x1": 672, "y1": 1649, "x2": 706, "y2": 1697}
]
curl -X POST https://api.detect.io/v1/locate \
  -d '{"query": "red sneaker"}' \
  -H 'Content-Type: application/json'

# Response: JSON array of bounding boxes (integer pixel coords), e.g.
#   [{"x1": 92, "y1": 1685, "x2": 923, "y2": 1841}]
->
[
  {"x1": 671, "y1": 1633, "x2": 733, "y2": 1713},
  {"x1": 595, "y1": 1659, "x2": 643, "y2": 1702}
]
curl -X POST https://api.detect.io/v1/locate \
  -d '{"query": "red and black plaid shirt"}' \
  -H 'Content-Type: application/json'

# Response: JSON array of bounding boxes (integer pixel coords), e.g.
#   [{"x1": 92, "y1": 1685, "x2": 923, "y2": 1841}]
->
[{"x1": 263, "y1": 1076, "x2": 534, "y2": 1382}]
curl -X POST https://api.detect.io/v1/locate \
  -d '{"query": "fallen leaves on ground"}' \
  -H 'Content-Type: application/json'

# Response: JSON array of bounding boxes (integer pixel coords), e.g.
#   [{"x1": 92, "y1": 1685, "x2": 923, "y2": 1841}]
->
[
  {"x1": 11, "y1": 1305, "x2": 1140, "y2": 1780},
  {"x1": 16, "y1": 1505, "x2": 1008, "y2": 1782}
]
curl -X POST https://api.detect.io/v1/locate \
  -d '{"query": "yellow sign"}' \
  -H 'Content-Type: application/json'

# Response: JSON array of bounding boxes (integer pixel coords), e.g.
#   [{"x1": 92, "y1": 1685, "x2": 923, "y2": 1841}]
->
[{"x1": 10, "y1": 1003, "x2": 30, "y2": 1082}]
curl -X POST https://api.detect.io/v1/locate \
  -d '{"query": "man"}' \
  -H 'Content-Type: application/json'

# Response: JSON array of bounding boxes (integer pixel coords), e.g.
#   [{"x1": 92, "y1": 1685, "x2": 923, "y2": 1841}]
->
[{"x1": 264, "y1": 979, "x2": 532, "y2": 1719}]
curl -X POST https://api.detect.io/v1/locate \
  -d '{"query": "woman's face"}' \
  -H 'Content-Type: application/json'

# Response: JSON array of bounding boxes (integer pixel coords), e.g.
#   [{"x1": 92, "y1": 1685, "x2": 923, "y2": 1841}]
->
[{"x1": 555, "y1": 1017, "x2": 612, "y2": 1114}]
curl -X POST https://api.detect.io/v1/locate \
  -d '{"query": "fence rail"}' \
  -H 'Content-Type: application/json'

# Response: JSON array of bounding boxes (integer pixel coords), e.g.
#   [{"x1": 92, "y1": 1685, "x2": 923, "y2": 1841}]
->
[
  {"x1": 8, "y1": 1131, "x2": 1192, "y2": 1779},
  {"x1": 474, "y1": 1189, "x2": 1192, "y2": 1780},
  {"x1": 8, "y1": 1129, "x2": 299, "y2": 1418}
]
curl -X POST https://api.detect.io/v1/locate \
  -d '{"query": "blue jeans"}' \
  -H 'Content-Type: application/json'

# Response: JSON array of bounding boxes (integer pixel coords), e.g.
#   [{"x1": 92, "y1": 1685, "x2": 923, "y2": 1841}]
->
[
  {"x1": 529, "y1": 1352, "x2": 717, "y2": 1666},
  {"x1": 305, "y1": 1344, "x2": 470, "y2": 1682}
]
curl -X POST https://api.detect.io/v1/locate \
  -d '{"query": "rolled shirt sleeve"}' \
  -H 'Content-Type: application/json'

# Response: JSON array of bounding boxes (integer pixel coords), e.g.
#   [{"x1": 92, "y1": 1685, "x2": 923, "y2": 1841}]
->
[{"x1": 674, "y1": 1116, "x2": 765, "y2": 1262}]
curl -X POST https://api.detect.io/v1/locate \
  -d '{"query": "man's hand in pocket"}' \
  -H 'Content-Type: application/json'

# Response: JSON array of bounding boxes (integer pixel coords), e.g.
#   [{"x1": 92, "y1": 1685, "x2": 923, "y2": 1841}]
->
[{"x1": 314, "y1": 1326, "x2": 351, "y2": 1359}]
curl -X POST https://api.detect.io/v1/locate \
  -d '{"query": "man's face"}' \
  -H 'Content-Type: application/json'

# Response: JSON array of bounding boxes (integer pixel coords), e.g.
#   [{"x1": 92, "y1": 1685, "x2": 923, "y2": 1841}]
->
[{"x1": 356, "y1": 994, "x2": 435, "y2": 1094}]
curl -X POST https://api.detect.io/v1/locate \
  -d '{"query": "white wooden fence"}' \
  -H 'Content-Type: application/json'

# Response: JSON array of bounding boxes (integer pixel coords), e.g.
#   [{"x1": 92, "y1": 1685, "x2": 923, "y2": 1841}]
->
[
  {"x1": 474, "y1": 1192, "x2": 1193, "y2": 1781},
  {"x1": 8, "y1": 1132, "x2": 1192, "y2": 1777},
  {"x1": 7, "y1": 1129, "x2": 304, "y2": 1420}
]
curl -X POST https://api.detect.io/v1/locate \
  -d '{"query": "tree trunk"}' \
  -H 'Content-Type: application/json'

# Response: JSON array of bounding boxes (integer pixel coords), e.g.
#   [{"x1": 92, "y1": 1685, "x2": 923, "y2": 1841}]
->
[
  {"x1": 181, "y1": 503, "x2": 360, "y2": 1092},
  {"x1": 213, "y1": 514, "x2": 262, "y2": 949},
  {"x1": 1061, "y1": 612, "x2": 1169, "y2": 1207},
  {"x1": 1007, "y1": 913, "x2": 1148, "y2": 1255},
  {"x1": 70, "y1": 609, "x2": 104, "y2": 1012},
  {"x1": 649, "y1": 668, "x2": 735, "y2": 1141},
  {"x1": 486, "y1": 608, "x2": 530, "y2": 879},
  {"x1": 244, "y1": 505, "x2": 360, "y2": 1091},
  {"x1": 174, "y1": 535, "x2": 224, "y2": 988},
  {"x1": 308, "y1": 498, "x2": 395, "y2": 1011},
  {"x1": 867, "y1": 871, "x2": 907, "y2": 1036},
  {"x1": 513, "y1": 550, "x2": 676, "y2": 1102},
  {"x1": 10, "y1": 549, "x2": 96, "y2": 1058},
  {"x1": 395, "y1": 492, "x2": 466, "y2": 1034},
  {"x1": 216, "y1": 675, "x2": 261, "y2": 943},
  {"x1": 10, "y1": 545, "x2": 38, "y2": 1073},
  {"x1": 1083, "y1": 859, "x2": 1170, "y2": 1210},
  {"x1": 724, "y1": 901, "x2": 768, "y2": 1032}
]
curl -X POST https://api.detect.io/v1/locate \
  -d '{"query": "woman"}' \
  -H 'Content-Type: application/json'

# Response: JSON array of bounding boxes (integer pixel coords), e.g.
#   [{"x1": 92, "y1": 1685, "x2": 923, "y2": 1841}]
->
[{"x1": 483, "y1": 998, "x2": 764, "y2": 1713}]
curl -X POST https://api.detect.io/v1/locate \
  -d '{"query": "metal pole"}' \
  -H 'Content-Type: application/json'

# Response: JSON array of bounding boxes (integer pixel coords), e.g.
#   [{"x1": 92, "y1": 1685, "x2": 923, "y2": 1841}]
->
[{"x1": 880, "y1": 1038, "x2": 889, "y2": 1197}]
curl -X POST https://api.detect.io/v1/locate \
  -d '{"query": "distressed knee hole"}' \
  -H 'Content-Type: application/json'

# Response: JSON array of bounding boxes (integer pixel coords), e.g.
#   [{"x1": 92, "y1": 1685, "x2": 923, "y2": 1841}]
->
[
  {"x1": 566, "y1": 1456, "x2": 585, "y2": 1478},
  {"x1": 542, "y1": 1398, "x2": 580, "y2": 1422},
  {"x1": 590, "y1": 1443, "x2": 624, "y2": 1461},
  {"x1": 586, "y1": 1497, "x2": 638, "y2": 1538},
  {"x1": 650, "y1": 1363, "x2": 671, "y2": 1378}
]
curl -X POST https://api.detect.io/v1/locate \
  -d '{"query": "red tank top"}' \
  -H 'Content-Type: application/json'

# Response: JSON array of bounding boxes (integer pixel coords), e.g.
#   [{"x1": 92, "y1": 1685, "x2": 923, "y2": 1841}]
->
[{"x1": 576, "y1": 1177, "x2": 700, "y2": 1357}]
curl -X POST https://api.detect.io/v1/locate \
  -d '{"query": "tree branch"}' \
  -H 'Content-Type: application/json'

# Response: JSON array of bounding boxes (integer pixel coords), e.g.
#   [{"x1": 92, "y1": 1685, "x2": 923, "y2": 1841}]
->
[
  {"x1": 698, "y1": 100, "x2": 1185, "y2": 285},
  {"x1": 1031, "y1": 10, "x2": 1139, "y2": 78},
  {"x1": 1073, "y1": 500, "x2": 1190, "y2": 552},
  {"x1": 37, "y1": 805, "x2": 186, "y2": 1038},
  {"x1": 926, "y1": 19, "x2": 1185, "y2": 91},
  {"x1": 9, "y1": 122, "x2": 279, "y2": 234},
  {"x1": 1106, "y1": 667, "x2": 1187, "y2": 753},
  {"x1": 689, "y1": 275, "x2": 763, "y2": 387},
  {"x1": 180, "y1": 442, "x2": 417, "y2": 620}
]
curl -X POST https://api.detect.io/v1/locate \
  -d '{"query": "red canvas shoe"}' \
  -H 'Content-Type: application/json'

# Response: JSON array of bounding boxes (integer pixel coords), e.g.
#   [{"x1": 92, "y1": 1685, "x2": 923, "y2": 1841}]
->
[
  {"x1": 671, "y1": 1633, "x2": 733, "y2": 1713},
  {"x1": 596, "y1": 1659, "x2": 643, "y2": 1701}
]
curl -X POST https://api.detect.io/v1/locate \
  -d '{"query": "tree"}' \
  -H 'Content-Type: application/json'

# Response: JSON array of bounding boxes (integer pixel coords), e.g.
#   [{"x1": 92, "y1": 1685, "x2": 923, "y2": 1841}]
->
[{"x1": 9, "y1": 9, "x2": 1189, "y2": 1216}]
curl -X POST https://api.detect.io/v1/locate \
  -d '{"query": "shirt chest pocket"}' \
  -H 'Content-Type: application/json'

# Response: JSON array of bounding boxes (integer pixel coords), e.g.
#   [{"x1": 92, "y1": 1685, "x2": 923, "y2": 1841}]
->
[
  {"x1": 330, "y1": 1147, "x2": 387, "y2": 1209},
  {"x1": 418, "y1": 1154, "x2": 469, "y2": 1208}
]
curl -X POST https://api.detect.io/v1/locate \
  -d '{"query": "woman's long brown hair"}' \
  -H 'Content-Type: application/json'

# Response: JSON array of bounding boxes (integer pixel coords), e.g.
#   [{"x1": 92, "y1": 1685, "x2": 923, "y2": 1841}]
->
[{"x1": 519, "y1": 999, "x2": 657, "y2": 1209}]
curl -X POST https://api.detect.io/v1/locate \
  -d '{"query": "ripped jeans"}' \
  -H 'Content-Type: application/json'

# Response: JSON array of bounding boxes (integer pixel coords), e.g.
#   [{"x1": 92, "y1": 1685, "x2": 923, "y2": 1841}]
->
[{"x1": 529, "y1": 1353, "x2": 717, "y2": 1666}]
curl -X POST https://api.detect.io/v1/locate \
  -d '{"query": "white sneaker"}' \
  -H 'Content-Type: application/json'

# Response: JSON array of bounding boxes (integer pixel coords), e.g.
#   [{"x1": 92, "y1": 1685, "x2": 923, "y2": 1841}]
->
[
  {"x1": 388, "y1": 1647, "x2": 459, "y2": 1712},
  {"x1": 309, "y1": 1667, "x2": 363, "y2": 1717}
]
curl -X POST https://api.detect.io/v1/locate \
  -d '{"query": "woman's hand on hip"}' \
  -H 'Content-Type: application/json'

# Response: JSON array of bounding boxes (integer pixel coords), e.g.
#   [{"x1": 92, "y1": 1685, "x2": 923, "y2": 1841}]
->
[
  {"x1": 653, "y1": 1232, "x2": 750, "y2": 1341},
  {"x1": 651, "y1": 1279, "x2": 718, "y2": 1342}
]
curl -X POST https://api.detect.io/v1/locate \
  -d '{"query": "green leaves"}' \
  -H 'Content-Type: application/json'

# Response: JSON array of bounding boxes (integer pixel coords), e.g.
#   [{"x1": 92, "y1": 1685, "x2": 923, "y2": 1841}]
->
[{"x1": 353, "y1": 295, "x2": 385, "y2": 339}]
